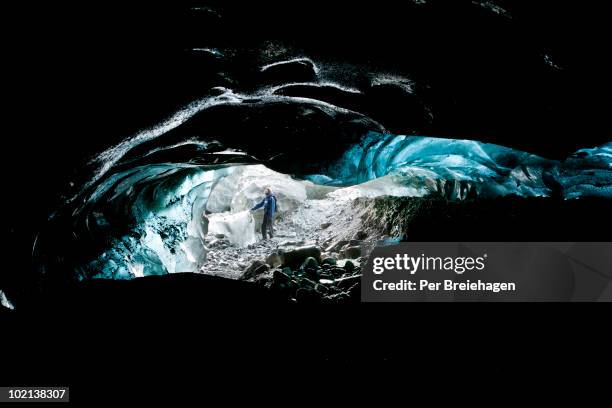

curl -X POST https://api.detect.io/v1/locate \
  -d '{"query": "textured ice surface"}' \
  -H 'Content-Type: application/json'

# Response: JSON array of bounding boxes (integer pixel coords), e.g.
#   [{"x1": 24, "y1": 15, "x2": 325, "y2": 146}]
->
[
  {"x1": 558, "y1": 143, "x2": 612, "y2": 199},
  {"x1": 206, "y1": 165, "x2": 309, "y2": 238},
  {"x1": 317, "y1": 133, "x2": 612, "y2": 200},
  {"x1": 71, "y1": 136, "x2": 611, "y2": 281},
  {"x1": 86, "y1": 165, "x2": 310, "y2": 279},
  {"x1": 208, "y1": 210, "x2": 257, "y2": 247},
  {"x1": 85, "y1": 166, "x2": 231, "y2": 279},
  {"x1": 207, "y1": 165, "x2": 308, "y2": 214}
]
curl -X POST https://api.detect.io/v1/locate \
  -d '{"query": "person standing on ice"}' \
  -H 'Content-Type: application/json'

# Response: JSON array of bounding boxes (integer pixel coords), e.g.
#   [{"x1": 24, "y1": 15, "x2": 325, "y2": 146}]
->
[{"x1": 250, "y1": 187, "x2": 278, "y2": 240}]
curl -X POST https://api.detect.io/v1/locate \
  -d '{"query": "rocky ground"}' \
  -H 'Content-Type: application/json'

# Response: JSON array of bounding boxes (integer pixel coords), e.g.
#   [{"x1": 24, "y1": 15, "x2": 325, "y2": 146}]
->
[
  {"x1": 199, "y1": 192, "x2": 381, "y2": 303},
  {"x1": 199, "y1": 191, "x2": 612, "y2": 303}
]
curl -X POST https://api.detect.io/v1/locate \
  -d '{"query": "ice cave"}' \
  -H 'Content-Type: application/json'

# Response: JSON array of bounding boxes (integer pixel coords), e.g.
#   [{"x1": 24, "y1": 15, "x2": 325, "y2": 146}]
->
[
  {"x1": 36, "y1": 122, "x2": 611, "y2": 288},
  {"x1": 6, "y1": 4, "x2": 612, "y2": 396},
  {"x1": 23, "y1": 32, "x2": 612, "y2": 306}
]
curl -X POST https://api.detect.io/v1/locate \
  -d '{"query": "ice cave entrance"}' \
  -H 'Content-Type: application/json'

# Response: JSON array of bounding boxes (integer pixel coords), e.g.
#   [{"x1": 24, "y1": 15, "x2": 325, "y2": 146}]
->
[{"x1": 88, "y1": 136, "x2": 611, "y2": 280}]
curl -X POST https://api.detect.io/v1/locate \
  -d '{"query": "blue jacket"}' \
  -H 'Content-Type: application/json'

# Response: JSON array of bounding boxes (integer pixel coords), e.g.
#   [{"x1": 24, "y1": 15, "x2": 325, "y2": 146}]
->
[{"x1": 251, "y1": 194, "x2": 277, "y2": 216}]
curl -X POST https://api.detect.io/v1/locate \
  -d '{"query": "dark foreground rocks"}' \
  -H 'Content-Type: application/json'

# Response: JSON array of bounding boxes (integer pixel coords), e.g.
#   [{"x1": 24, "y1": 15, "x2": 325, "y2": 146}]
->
[
  {"x1": 13, "y1": 273, "x2": 290, "y2": 314},
  {"x1": 20, "y1": 195, "x2": 608, "y2": 311},
  {"x1": 238, "y1": 194, "x2": 612, "y2": 304},
  {"x1": 278, "y1": 245, "x2": 321, "y2": 268},
  {"x1": 241, "y1": 253, "x2": 361, "y2": 304}
]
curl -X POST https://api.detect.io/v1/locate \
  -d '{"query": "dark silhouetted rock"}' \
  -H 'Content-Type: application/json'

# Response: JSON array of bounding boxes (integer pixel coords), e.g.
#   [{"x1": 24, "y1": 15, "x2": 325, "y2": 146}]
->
[
  {"x1": 354, "y1": 230, "x2": 368, "y2": 240},
  {"x1": 241, "y1": 260, "x2": 269, "y2": 281},
  {"x1": 315, "y1": 283, "x2": 330, "y2": 295},
  {"x1": 301, "y1": 256, "x2": 319, "y2": 270},
  {"x1": 296, "y1": 277, "x2": 317, "y2": 289},
  {"x1": 272, "y1": 269, "x2": 292, "y2": 286},
  {"x1": 330, "y1": 267, "x2": 346, "y2": 277},
  {"x1": 342, "y1": 246, "x2": 361, "y2": 259},
  {"x1": 335, "y1": 274, "x2": 361, "y2": 290},
  {"x1": 343, "y1": 260, "x2": 356, "y2": 272},
  {"x1": 304, "y1": 267, "x2": 320, "y2": 281},
  {"x1": 321, "y1": 257, "x2": 337, "y2": 266},
  {"x1": 266, "y1": 252, "x2": 283, "y2": 268},
  {"x1": 281, "y1": 245, "x2": 321, "y2": 268},
  {"x1": 295, "y1": 287, "x2": 320, "y2": 304}
]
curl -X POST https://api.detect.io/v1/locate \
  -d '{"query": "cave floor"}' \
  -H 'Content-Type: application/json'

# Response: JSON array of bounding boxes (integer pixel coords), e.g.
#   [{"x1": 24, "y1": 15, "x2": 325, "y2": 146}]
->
[{"x1": 198, "y1": 194, "x2": 361, "y2": 279}]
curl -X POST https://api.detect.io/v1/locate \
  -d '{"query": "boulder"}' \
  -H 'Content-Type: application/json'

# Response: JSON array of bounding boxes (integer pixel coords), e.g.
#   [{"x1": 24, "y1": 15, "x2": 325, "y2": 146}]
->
[
  {"x1": 329, "y1": 267, "x2": 346, "y2": 277},
  {"x1": 321, "y1": 257, "x2": 337, "y2": 266},
  {"x1": 304, "y1": 267, "x2": 320, "y2": 281},
  {"x1": 241, "y1": 260, "x2": 269, "y2": 281},
  {"x1": 353, "y1": 230, "x2": 368, "y2": 240},
  {"x1": 324, "y1": 292, "x2": 350, "y2": 304},
  {"x1": 253, "y1": 272, "x2": 273, "y2": 287},
  {"x1": 272, "y1": 269, "x2": 292, "y2": 286},
  {"x1": 343, "y1": 260, "x2": 356, "y2": 272},
  {"x1": 295, "y1": 287, "x2": 320, "y2": 304},
  {"x1": 266, "y1": 252, "x2": 283, "y2": 268},
  {"x1": 314, "y1": 283, "x2": 330, "y2": 295},
  {"x1": 296, "y1": 277, "x2": 317, "y2": 290},
  {"x1": 334, "y1": 274, "x2": 361, "y2": 290},
  {"x1": 341, "y1": 246, "x2": 361, "y2": 259},
  {"x1": 301, "y1": 256, "x2": 319, "y2": 270},
  {"x1": 281, "y1": 245, "x2": 321, "y2": 268}
]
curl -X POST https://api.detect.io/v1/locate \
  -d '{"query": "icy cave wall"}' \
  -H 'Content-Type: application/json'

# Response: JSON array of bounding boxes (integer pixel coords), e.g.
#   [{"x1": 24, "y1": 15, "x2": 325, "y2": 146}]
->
[
  {"x1": 82, "y1": 166, "x2": 230, "y2": 279},
  {"x1": 313, "y1": 134, "x2": 612, "y2": 200},
  {"x1": 69, "y1": 134, "x2": 611, "y2": 281}
]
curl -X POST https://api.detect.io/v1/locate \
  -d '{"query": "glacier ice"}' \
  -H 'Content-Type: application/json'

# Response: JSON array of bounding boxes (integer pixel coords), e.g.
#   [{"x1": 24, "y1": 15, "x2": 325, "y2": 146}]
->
[
  {"x1": 207, "y1": 165, "x2": 308, "y2": 214},
  {"x1": 206, "y1": 164, "x2": 309, "y2": 236},
  {"x1": 207, "y1": 210, "x2": 257, "y2": 247},
  {"x1": 82, "y1": 166, "x2": 234, "y2": 280},
  {"x1": 557, "y1": 143, "x2": 612, "y2": 199},
  {"x1": 316, "y1": 133, "x2": 612, "y2": 200},
  {"x1": 44, "y1": 130, "x2": 610, "y2": 284}
]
